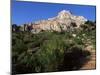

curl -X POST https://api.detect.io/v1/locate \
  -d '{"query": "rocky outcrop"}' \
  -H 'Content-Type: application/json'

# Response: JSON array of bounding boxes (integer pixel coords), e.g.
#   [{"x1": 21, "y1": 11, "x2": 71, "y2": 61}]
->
[{"x1": 19, "y1": 10, "x2": 87, "y2": 33}]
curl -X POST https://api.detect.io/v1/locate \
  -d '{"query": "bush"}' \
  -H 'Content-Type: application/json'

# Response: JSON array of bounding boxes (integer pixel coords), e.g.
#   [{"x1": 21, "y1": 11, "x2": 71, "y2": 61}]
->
[{"x1": 12, "y1": 22, "x2": 95, "y2": 74}]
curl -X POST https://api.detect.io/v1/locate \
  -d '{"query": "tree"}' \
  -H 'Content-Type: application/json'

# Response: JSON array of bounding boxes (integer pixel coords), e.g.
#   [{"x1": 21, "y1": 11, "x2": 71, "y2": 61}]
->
[
  {"x1": 85, "y1": 20, "x2": 94, "y2": 26},
  {"x1": 12, "y1": 24, "x2": 17, "y2": 32}
]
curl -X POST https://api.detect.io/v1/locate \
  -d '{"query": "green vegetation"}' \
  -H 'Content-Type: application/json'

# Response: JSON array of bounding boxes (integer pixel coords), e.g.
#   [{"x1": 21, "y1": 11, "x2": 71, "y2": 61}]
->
[{"x1": 12, "y1": 21, "x2": 96, "y2": 74}]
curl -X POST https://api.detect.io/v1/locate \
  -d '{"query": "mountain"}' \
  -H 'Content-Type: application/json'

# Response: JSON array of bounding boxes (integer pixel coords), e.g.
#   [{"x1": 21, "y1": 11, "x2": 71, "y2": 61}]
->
[{"x1": 13, "y1": 10, "x2": 87, "y2": 33}]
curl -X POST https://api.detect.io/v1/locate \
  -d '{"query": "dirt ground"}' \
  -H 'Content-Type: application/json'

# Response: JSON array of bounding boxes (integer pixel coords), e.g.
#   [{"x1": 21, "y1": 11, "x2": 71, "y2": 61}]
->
[{"x1": 81, "y1": 45, "x2": 96, "y2": 70}]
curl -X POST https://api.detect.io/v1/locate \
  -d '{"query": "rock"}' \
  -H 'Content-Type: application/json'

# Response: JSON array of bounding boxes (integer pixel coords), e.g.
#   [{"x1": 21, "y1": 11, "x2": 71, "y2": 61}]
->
[
  {"x1": 19, "y1": 10, "x2": 87, "y2": 33},
  {"x1": 72, "y1": 34, "x2": 76, "y2": 37}
]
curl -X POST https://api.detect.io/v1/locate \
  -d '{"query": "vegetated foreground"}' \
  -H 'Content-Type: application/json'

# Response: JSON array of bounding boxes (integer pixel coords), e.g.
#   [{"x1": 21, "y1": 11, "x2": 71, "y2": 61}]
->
[{"x1": 12, "y1": 21, "x2": 96, "y2": 74}]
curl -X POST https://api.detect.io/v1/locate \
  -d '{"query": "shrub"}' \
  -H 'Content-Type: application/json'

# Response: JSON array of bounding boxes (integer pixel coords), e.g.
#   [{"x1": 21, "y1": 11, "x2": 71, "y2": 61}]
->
[{"x1": 12, "y1": 22, "x2": 95, "y2": 74}]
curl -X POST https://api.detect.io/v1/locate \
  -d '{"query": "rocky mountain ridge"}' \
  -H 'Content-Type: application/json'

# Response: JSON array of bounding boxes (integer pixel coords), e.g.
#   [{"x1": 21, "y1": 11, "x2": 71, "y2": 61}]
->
[{"x1": 12, "y1": 10, "x2": 87, "y2": 33}]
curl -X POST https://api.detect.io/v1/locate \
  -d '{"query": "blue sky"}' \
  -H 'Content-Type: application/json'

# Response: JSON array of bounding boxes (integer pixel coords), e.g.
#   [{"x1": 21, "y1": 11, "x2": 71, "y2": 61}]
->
[{"x1": 11, "y1": 1, "x2": 96, "y2": 25}]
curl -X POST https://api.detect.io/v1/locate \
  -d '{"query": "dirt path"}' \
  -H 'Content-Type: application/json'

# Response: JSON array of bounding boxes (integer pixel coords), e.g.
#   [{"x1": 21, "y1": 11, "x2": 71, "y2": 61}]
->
[{"x1": 81, "y1": 45, "x2": 96, "y2": 69}]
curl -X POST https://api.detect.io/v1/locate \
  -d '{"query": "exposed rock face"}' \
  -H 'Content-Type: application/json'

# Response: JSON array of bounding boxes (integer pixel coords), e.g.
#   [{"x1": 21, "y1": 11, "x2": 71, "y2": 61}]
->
[{"x1": 20, "y1": 10, "x2": 87, "y2": 33}]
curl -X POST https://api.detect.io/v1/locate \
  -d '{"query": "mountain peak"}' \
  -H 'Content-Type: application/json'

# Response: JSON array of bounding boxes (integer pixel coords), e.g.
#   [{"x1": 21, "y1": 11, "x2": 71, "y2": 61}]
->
[
  {"x1": 17, "y1": 10, "x2": 87, "y2": 33},
  {"x1": 59, "y1": 10, "x2": 71, "y2": 15},
  {"x1": 57, "y1": 10, "x2": 72, "y2": 19}
]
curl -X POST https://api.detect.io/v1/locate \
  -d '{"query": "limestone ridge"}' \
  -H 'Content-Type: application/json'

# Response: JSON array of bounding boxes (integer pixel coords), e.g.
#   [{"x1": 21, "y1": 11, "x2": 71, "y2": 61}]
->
[{"x1": 17, "y1": 10, "x2": 87, "y2": 33}]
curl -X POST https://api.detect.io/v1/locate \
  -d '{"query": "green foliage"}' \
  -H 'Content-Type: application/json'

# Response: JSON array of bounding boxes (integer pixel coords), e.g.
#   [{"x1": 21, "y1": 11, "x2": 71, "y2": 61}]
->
[{"x1": 12, "y1": 21, "x2": 96, "y2": 74}]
